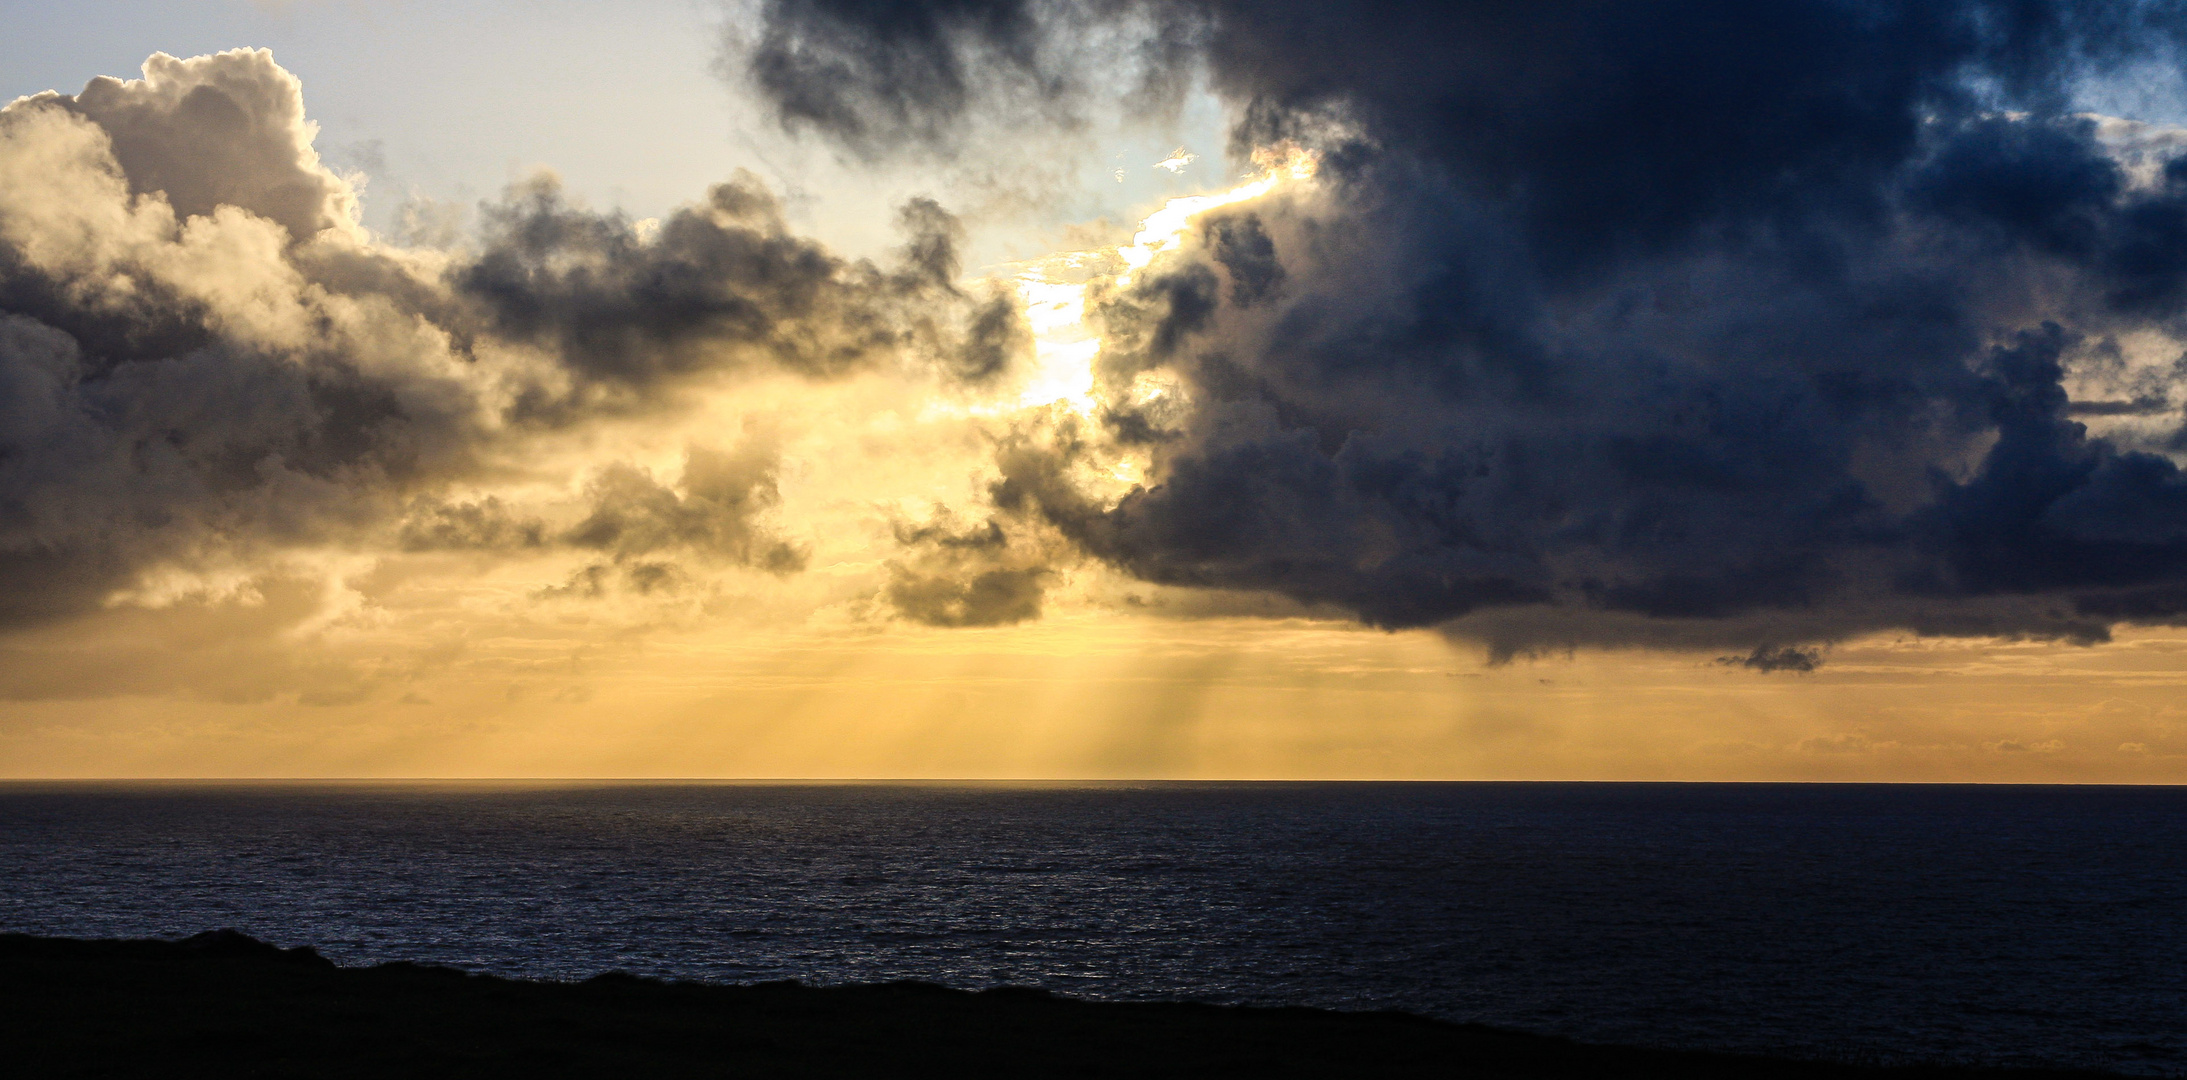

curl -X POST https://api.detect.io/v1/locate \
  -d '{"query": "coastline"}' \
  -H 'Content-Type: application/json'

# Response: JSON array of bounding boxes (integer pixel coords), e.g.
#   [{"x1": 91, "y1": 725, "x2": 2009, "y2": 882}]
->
[{"x1": 0, "y1": 931, "x2": 2127, "y2": 1079}]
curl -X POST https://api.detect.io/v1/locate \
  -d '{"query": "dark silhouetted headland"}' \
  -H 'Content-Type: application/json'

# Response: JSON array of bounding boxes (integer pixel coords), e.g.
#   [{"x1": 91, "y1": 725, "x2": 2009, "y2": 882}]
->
[{"x1": 0, "y1": 931, "x2": 2128, "y2": 1078}]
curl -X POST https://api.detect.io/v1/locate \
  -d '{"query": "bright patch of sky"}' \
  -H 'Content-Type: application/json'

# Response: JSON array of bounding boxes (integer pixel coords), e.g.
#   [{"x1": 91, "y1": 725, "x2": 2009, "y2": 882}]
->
[{"x1": 1, "y1": 0, "x2": 1232, "y2": 269}]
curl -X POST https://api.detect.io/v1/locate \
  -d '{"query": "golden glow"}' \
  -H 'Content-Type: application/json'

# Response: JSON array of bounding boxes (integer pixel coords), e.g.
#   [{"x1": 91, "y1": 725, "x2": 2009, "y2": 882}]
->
[
  {"x1": 6, "y1": 616, "x2": 2185, "y2": 780},
  {"x1": 1, "y1": 98, "x2": 2176, "y2": 786},
  {"x1": 1117, "y1": 143, "x2": 1318, "y2": 286},
  {"x1": 1011, "y1": 142, "x2": 1321, "y2": 414}
]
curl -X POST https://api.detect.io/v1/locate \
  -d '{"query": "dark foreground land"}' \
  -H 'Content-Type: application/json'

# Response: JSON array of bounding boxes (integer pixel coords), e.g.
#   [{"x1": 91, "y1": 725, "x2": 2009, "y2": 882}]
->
[{"x1": 0, "y1": 932, "x2": 2126, "y2": 1079}]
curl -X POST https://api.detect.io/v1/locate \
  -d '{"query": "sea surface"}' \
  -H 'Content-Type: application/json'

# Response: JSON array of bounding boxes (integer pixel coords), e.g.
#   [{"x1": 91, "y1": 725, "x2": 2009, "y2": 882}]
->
[{"x1": 0, "y1": 782, "x2": 2181, "y2": 1073}]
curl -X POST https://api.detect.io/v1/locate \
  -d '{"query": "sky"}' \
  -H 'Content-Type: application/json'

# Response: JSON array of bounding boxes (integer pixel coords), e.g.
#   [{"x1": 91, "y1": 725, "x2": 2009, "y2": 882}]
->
[{"x1": 5, "y1": 0, "x2": 2187, "y2": 780}]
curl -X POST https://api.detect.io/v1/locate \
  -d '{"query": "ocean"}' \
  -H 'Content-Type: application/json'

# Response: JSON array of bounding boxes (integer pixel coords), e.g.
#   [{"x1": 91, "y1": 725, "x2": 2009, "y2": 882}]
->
[{"x1": 1, "y1": 782, "x2": 2180, "y2": 1074}]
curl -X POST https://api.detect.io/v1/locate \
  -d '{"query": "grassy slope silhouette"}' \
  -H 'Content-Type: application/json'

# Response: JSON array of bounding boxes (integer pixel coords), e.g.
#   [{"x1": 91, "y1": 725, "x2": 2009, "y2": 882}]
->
[{"x1": 0, "y1": 931, "x2": 2123, "y2": 1078}]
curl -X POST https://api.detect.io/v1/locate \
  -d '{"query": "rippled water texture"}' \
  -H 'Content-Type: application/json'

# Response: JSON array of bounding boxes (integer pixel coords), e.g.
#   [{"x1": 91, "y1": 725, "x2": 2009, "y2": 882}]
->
[{"x1": 1, "y1": 782, "x2": 2180, "y2": 1073}]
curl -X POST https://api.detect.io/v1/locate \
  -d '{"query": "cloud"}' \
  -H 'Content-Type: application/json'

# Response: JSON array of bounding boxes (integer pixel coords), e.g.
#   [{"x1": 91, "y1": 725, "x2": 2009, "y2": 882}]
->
[
  {"x1": 42, "y1": 48, "x2": 362, "y2": 242},
  {"x1": 564, "y1": 444, "x2": 808, "y2": 575},
  {"x1": 401, "y1": 439, "x2": 808, "y2": 594},
  {"x1": 735, "y1": 0, "x2": 2187, "y2": 659},
  {"x1": 1719, "y1": 646, "x2": 1823, "y2": 674},
  {"x1": 1985, "y1": 738, "x2": 2067, "y2": 753},
  {"x1": 397, "y1": 497, "x2": 545, "y2": 553},
  {"x1": 0, "y1": 47, "x2": 1013, "y2": 646},
  {"x1": 883, "y1": 511, "x2": 1051, "y2": 627},
  {"x1": 735, "y1": 0, "x2": 1206, "y2": 158},
  {"x1": 1795, "y1": 731, "x2": 1903, "y2": 755},
  {"x1": 22, "y1": 12, "x2": 2187, "y2": 709},
  {"x1": 453, "y1": 173, "x2": 986, "y2": 409}
]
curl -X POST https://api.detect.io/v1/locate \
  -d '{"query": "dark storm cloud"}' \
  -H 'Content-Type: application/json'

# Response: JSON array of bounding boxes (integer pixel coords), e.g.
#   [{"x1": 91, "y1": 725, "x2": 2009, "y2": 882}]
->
[
  {"x1": 741, "y1": 0, "x2": 1204, "y2": 156},
  {"x1": 0, "y1": 48, "x2": 1010, "y2": 631},
  {"x1": 454, "y1": 174, "x2": 979, "y2": 407},
  {"x1": 739, "y1": 0, "x2": 2187, "y2": 657}
]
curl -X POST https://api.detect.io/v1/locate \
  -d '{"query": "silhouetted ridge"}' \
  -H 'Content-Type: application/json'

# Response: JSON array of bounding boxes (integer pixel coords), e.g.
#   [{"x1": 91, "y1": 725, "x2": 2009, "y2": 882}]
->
[
  {"x1": 177, "y1": 928, "x2": 337, "y2": 969},
  {"x1": 0, "y1": 931, "x2": 2129, "y2": 1078}
]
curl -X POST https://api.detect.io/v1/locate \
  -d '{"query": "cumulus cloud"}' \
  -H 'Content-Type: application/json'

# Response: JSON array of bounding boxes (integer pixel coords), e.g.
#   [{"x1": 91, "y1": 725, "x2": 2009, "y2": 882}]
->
[
  {"x1": 0, "y1": 47, "x2": 1017, "y2": 645},
  {"x1": 734, "y1": 0, "x2": 2187, "y2": 662},
  {"x1": 47, "y1": 49, "x2": 362, "y2": 242}
]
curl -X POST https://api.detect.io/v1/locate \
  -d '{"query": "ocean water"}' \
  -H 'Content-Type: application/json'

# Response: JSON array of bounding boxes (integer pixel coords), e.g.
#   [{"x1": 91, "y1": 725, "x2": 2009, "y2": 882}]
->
[{"x1": 0, "y1": 782, "x2": 2180, "y2": 1074}]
